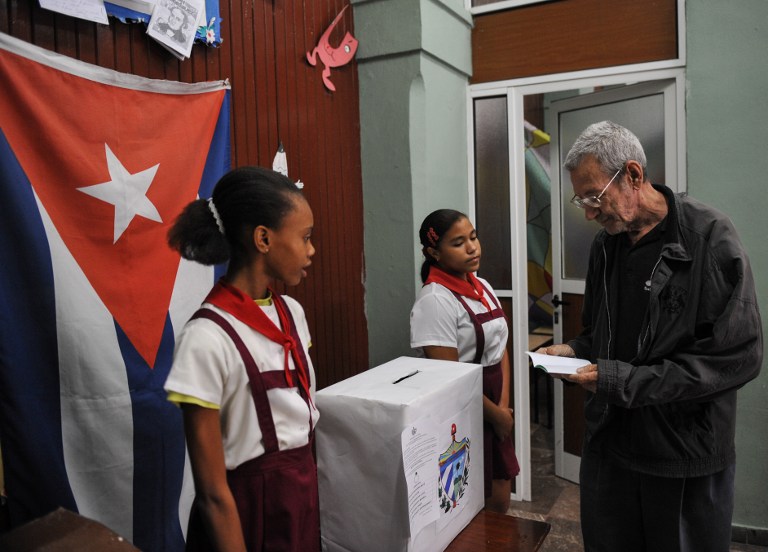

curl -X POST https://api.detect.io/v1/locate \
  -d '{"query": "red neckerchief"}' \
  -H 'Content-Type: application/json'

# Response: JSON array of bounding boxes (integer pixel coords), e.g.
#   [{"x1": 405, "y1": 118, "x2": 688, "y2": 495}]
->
[
  {"x1": 424, "y1": 265, "x2": 492, "y2": 312},
  {"x1": 204, "y1": 281, "x2": 313, "y2": 406}
]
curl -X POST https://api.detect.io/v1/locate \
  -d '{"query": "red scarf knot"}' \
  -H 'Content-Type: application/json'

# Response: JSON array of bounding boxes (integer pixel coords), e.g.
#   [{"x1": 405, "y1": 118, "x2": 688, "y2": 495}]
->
[
  {"x1": 281, "y1": 335, "x2": 297, "y2": 387},
  {"x1": 424, "y1": 265, "x2": 492, "y2": 312},
  {"x1": 203, "y1": 282, "x2": 314, "y2": 408}
]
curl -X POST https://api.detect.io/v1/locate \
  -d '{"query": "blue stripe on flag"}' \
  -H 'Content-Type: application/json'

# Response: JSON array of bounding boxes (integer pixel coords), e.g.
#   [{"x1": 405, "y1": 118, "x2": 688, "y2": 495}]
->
[
  {"x1": 199, "y1": 91, "x2": 231, "y2": 282},
  {"x1": 0, "y1": 129, "x2": 78, "y2": 525},
  {"x1": 116, "y1": 316, "x2": 185, "y2": 551},
  {"x1": 199, "y1": 91, "x2": 230, "y2": 200}
]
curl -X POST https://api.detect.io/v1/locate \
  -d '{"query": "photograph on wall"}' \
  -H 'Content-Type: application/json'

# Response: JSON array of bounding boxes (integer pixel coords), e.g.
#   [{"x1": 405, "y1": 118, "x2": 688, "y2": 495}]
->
[
  {"x1": 106, "y1": 0, "x2": 222, "y2": 47},
  {"x1": 147, "y1": 0, "x2": 202, "y2": 58}
]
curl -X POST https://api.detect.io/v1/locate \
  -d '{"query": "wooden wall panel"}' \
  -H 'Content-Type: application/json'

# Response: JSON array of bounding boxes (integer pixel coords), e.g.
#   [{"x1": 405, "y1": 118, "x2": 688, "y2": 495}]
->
[
  {"x1": 472, "y1": 0, "x2": 678, "y2": 83},
  {"x1": 0, "y1": 0, "x2": 368, "y2": 388}
]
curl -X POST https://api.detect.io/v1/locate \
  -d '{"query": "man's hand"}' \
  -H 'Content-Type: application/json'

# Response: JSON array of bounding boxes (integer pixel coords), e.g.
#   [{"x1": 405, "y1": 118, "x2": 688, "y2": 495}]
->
[
  {"x1": 535, "y1": 343, "x2": 576, "y2": 357},
  {"x1": 565, "y1": 364, "x2": 598, "y2": 393},
  {"x1": 535, "y1": 344, "x2": 597, "y2": 392}
]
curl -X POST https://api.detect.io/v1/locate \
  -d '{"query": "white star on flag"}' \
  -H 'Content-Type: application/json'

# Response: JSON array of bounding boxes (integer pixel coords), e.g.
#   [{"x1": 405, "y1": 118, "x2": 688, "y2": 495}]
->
[{"x1": 78, "y1": 144, "x2": 162, "y2": 243}]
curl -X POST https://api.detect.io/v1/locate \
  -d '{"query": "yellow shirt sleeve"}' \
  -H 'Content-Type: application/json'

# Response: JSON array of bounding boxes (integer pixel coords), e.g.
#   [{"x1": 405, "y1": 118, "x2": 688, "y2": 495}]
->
[{"x1": 166, "y1": 391, "x2": 220, "y2": 410}]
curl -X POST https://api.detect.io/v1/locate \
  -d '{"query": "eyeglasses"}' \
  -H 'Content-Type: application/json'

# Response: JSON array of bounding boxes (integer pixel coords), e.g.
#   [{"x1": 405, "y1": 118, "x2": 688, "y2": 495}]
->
[{"x1": 570, "y1": 167, "x2": 623, "y2": 209}]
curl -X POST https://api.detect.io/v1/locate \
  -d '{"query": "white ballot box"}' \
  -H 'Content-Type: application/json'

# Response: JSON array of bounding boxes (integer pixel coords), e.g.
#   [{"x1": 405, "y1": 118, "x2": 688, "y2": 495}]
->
[{"x1": 316, "y1": 356, "x2": 484, "y2": 552}]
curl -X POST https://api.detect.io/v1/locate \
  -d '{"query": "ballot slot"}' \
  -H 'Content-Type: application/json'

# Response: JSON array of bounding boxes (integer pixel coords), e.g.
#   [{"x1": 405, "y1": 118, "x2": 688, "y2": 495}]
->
[{"x1": 392, "y1": 370, "x2": 419, "y2": 384}]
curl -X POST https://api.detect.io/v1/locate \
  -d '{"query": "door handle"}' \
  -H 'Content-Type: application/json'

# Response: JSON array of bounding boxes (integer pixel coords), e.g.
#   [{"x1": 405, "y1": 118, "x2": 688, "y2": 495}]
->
[{"x1": 552, "y1": 295, "x2": 570, "y2": 307}]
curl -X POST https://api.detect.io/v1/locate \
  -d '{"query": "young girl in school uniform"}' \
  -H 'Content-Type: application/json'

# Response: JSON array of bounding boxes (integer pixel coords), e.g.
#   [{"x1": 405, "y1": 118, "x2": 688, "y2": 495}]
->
[
  {"x1": 164, "y1": 166, "x2": 319, "y2": 552},
  {"x1": 410, "y1": 209, "x2": 519, "y2": 513}
]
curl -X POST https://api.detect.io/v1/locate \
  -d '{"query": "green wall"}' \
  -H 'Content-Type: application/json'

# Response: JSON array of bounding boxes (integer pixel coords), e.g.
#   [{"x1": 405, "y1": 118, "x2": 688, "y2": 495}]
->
[
  {"x1": 686, "y1": 0, "x2": 768, "y2": 531},
  {"x1": 353, "y1": 0, "x2": 472, "y2": 366}
]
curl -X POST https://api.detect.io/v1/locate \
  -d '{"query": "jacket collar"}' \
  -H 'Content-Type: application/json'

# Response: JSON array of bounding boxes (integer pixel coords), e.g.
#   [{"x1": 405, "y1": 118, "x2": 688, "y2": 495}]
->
[{"x1": 654, "y1": 184, "x2": 691, "y2": 263}]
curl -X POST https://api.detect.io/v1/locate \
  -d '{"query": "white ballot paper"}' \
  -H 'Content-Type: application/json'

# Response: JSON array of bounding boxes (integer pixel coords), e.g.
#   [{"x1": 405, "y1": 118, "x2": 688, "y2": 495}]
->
[
  {"x1": 108, "y1": 0, "x2": 156, "y2": 14},
  {"x1": 316, "y1": 357, "x2": 484, "y2": 552},
  {"x1": 526, "y1": 351, "x2": 591, "y2": 375},
  {"x1": 401, "y1": 416, "x2": 439, "y2": 537},
  {"x1": 40, "y1": 0, "x2": 109, "y2": 24}
]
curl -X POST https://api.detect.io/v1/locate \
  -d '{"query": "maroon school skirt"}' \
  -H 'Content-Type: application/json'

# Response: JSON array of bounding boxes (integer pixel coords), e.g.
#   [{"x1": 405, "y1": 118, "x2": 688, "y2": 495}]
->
[
  {"x1": 186, "y1": 440, "x2": 320, "y2": 552},
  {"x1": 483, "y1": 363, "x2": 520, "y2": 497}
]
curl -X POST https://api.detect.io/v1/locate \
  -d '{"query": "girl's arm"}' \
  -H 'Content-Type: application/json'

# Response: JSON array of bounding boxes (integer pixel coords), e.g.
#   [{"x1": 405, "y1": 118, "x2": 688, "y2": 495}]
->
[
  {"x1": 421, "y1": 345, "x2": 459, "y2": 363},
  {"x1": 492, "y1": 349, "x2": 514, "y2": 440},
  {"x1": 499, "y1": 348, "x2": 511, "y2": 410},
  {"x1": 421, "y1": 346, "x2": 513, "y2": 440},
  {"x1": 182, "y1": 404, "x2": 248, "y2": 552}
]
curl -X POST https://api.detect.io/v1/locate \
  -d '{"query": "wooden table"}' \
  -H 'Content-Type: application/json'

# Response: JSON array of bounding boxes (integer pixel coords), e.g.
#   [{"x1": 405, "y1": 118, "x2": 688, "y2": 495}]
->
[
  {"x1": 0, "y1": 508, "x2": 139, "y2": 551},
  {"x1": 445, "y1": 510, "x2": 550, "y2": 552}
]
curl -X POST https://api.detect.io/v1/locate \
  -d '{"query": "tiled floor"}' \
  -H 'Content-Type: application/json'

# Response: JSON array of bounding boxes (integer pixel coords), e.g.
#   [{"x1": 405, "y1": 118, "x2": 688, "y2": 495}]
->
[{"x1": 506, "y1": 422, "x2": 767, "y2": 552}]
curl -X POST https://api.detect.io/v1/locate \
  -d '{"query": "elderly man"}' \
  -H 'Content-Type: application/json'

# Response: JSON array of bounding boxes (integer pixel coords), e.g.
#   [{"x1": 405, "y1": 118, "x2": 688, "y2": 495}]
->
[{"x1": 540, "y1": 121, "x2": 762, "y2": 552}]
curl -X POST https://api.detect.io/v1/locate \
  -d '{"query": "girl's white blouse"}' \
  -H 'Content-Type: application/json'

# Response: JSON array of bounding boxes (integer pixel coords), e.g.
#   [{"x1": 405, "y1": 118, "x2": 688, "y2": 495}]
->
[{"x1": 410, "y1": 277, "x2": 508, "y2": 366}]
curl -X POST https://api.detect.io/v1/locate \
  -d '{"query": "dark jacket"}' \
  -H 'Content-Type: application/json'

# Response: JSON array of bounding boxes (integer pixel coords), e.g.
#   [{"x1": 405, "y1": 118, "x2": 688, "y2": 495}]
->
[{"x1": 569, "y1": 185, "x2": 762, "y2": 477}]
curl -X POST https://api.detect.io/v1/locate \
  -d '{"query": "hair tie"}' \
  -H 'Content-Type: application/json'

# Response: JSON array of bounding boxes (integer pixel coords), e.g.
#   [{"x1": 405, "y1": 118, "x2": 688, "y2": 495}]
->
[
  {"x1": 426, "y1": 227, "x2": 439, "y2": 247},
  {"x1": 207, "y1": 198, "x2": 226, "y2": 236}
]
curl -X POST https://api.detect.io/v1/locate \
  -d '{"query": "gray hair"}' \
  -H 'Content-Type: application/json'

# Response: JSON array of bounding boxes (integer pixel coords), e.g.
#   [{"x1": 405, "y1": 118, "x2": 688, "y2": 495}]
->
[{"x1": 563, "y1": 121, "x2": 647, "y2": 177}]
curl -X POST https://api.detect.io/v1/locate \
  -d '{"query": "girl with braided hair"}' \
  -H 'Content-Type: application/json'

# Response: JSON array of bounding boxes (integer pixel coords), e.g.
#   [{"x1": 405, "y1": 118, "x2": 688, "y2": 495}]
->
[{"x1": 165, "y1": 166, "x2": 319, "y2": 551}]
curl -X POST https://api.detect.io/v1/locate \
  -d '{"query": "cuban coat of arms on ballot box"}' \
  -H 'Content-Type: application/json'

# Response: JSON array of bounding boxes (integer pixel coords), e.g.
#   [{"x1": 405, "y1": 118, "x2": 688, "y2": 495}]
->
[{"x1": 438, "y1": 423, "x2": 470, "y2": 512}]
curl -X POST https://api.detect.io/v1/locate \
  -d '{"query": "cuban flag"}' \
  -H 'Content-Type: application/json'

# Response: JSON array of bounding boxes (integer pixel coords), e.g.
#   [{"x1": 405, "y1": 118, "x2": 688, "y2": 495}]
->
[{"x1": 0, "y1": 32, "x2": 230, "y2": 550}]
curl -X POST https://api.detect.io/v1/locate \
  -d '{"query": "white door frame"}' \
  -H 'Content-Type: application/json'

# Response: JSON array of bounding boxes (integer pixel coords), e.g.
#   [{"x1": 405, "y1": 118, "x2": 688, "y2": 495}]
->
[{"x1": 467, "y1": 59, "x2": 686, "y2": 501}]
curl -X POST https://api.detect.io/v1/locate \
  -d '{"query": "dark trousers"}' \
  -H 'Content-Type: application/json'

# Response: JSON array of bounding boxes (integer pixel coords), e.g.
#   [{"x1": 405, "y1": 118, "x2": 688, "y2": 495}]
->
[{"x1": 580, "y1": 449, "x2": 735, "y2": 552}]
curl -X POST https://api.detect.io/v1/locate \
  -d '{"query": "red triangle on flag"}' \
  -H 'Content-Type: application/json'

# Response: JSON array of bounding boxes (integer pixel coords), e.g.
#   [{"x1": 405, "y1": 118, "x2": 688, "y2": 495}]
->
[{"x1": 0, "y1": 47, "x2": 227, "y2": 368}]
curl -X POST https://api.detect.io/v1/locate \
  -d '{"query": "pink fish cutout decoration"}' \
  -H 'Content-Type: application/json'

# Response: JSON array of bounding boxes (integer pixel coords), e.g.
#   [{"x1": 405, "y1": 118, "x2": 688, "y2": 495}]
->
[{"x1": 306, "y1": 5, "x2": 359, "y2": 92}]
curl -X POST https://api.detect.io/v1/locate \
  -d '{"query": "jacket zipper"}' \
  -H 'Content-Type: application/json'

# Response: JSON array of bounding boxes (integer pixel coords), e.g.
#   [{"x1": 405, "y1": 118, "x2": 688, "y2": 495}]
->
[
  {"x1": 602, "y1": 244, "x2": 612, "y2": 360},
  {"x1": 637, "y1": 256, "x2": 664, "y2": 355}
]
